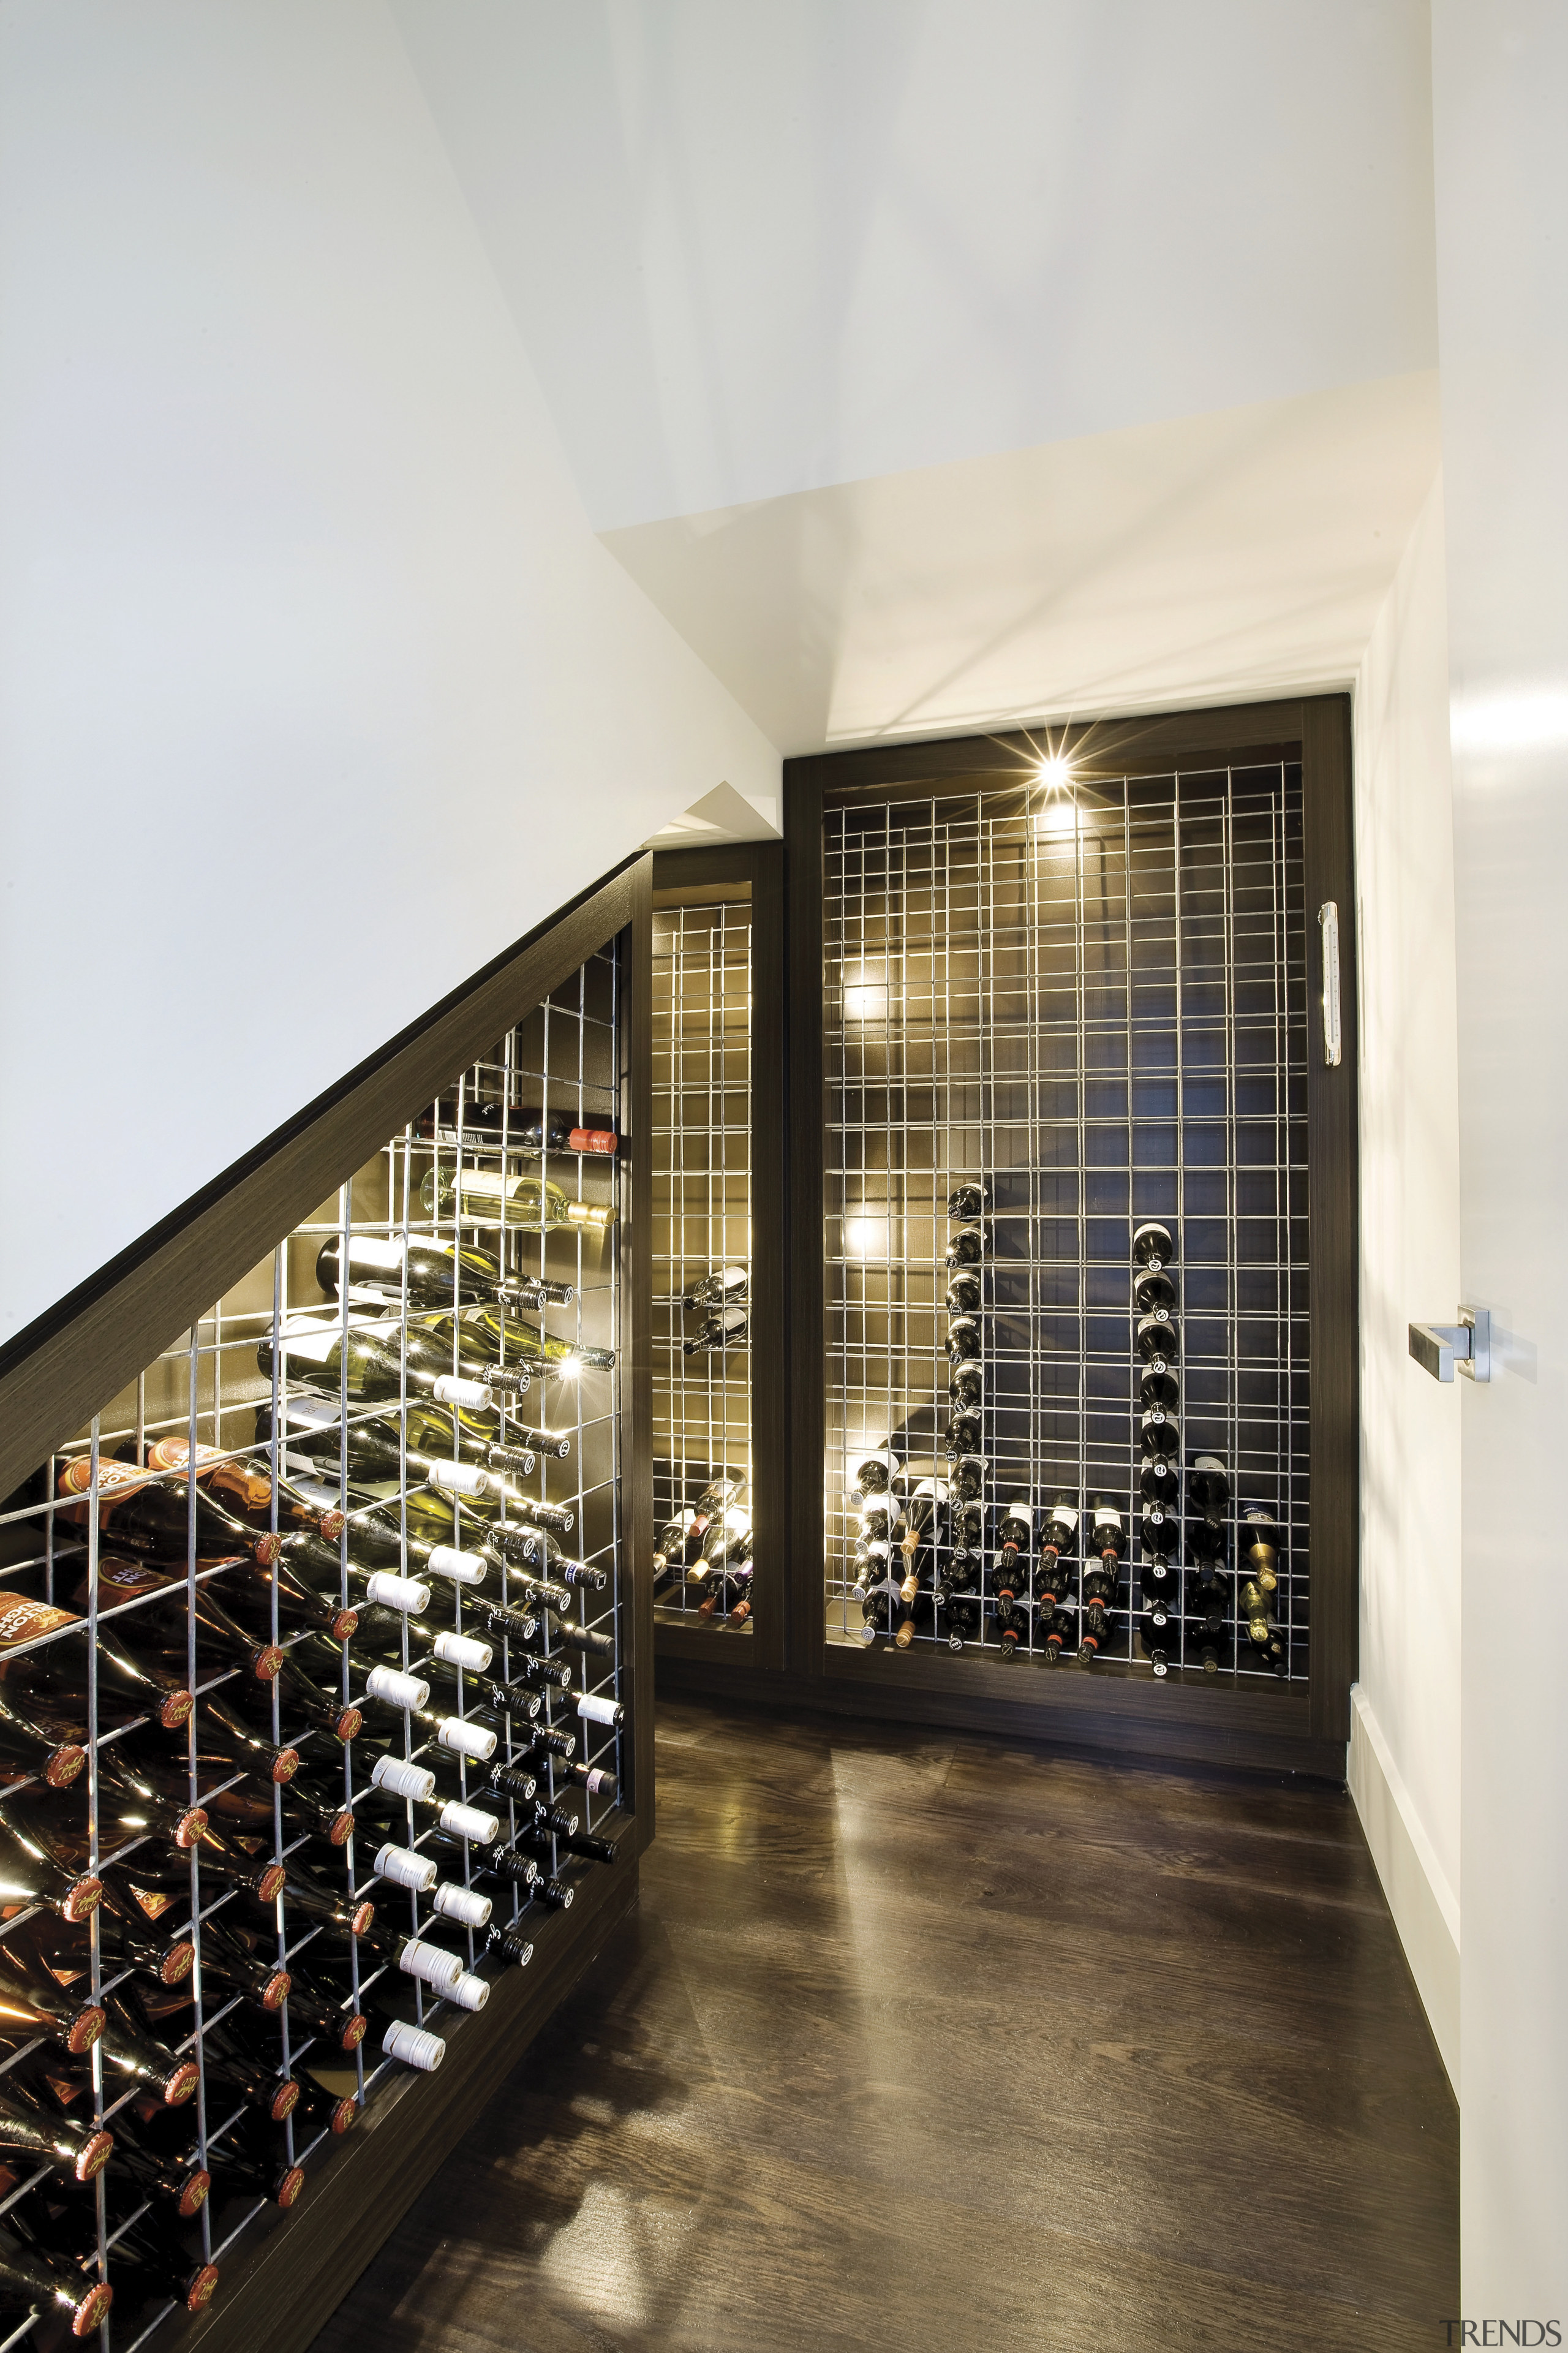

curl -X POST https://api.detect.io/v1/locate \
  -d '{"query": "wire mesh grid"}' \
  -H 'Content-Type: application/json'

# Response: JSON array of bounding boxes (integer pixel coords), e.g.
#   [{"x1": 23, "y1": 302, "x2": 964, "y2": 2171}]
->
[
  {"x1": 650, "y1": 900, "x2": 754, "y2": 1630},
  {"x1": 0, "y1": 946, "x2": 630, "y2": 2344},
  {"x1": 820, "y1": 765, "x2": 1310, "y2": 1682}
]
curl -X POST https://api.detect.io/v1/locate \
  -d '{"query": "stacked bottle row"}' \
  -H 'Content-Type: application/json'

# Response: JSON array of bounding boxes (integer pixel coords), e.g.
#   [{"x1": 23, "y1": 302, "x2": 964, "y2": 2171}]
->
[
  {"x1": 840, "y1": 1209, "x2": 1294, "y2": 1674},
  {"x1": 0, "y1": 1034, "x2": 630, "y2": 2343},
  {"x1": 651, "y1": 1476, "x2": 753, "y2": 1625}
]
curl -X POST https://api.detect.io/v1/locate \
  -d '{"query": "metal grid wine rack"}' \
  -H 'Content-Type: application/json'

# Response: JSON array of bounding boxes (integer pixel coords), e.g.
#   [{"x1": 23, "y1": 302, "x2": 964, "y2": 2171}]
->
[
  {"x1": 650, "y1": 899, "x2": 754, "y2": 1630},
  {"x1": 0, "y1": 946, "x2": 631, "y2": 2347},
  {"x1": 821, "y1": 763, "x2": 1310, "y2": 1682}
]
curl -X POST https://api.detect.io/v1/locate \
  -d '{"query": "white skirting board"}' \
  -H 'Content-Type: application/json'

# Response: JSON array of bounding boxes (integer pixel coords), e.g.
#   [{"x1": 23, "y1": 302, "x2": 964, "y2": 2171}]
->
[{"x1": 1347, "y1": 1684, "x2": 1460, "y2": 2094}]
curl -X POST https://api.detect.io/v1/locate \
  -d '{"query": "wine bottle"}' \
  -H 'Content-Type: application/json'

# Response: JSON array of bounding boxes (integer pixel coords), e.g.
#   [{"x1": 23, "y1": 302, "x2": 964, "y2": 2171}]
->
[
  {"x1": 271, "y1": 1962, "x2": 368, "y2": 2055},
  {"x1": 1139, "y1": 1456, "x2": 1181, "y2": 1511},
  {"x1": 0, "y1": 1797, "x2": 101, "y2": 1921},
  {"x1": 200, "y1": 2019, "x2": 302, "y2": 2124},
  {"x1": 1134, "y1": 1309, "x2": 1179, "y2": 1363},
  {"x1": 1087, "y1": 1504, "x2": 1125, "y2": 1584},
  {"x1": 1139, "y1": 1363, "x2": 1180, "y2": 1411},
  {"x1": 258, "y1": 1393, "x2": 503, "y2": 1508},
  {"x1": 1186, "y1": 1571, "x2": 1230, "y2": 1635},
  {"x1": 898, "y1": 1479, "x2": 949, "y2": 1601},
  {"x1": 124, "y1": 1819, "x2": 283, "y2": 1908},
  {"x1": 1035, "y1": 1606, "x2": 1072, "y2": 1664},
  {"x1": 220, "y1": 1550, "x2": 358, "y2": 1645},
  {"x1": 1188, "y1": 1454, "x2": 1231, "y2": 1516},
  {"x1": 275, "y1": 1312, "x2": 532, "y2": 1411},
  {"x1": 221, "y1": 1647, "x2": 360, "y2": 1745},
  {"x1": 1186, "y1": 1514, "x2": 1228, "y2": 1573},
  {"x1": 141, "y1": 1437, "x2": 342, "y2": 1543},
  {"x1": 417, "y1": 1093, "x2": 616, "y2": 1157},
  {"x1": 200, "y1": 1686, "x2": 301, "y2": 1785},
  {"x1": 205, "y1": 2120, "x2": 306, "y2": 2211},
  {"x1": 682, "y1": 1304, "x2": 748, "y2": 1355},
  {"x1": 97, "y1": 1990, "x2": 200, "y2": 2106},
  {"x1": 0, "y1": 2228, "x2": 113, "y2": 2335},
  {"x1": 1240, "y1": 1579, "x2": 1275, "y2": 1646},
  {"x1": 991, "y1": 1501, "x2": 1032, "y2": 1658},
  {"x1": 55, "y1": 1455, "x2": 278, "y2": 1566},
  {"x1": 105, "y1": 2106, "x2": 211, "y2": 2219},
  {"x1": 1188, "y1": 1627, "x2": 1232, "y2": 1676},
  {"x1": 93, "y1": 1555, "x2": 284, "y2": 1686},
  {"x1": 949, "y1": 1360, "x2": 983, "y2": 1410},
  {"x1": 291, "y1": 2075, "x2": 358, "y2": 2141},
  {"x1": 1139, "y1": 1503, "x2": 1179, "y2": 1587},
  {"x1": 682, "y1": 1267, "x2": 747, "y2": 1309},
  {"x1": 1077, "y1": 1595, "x2": 1116, "y2": 1662},
  {"x1": 945, "y1": 1316, "x2": 982, "y2": 1364},
  {"x1": 946, "y1": 1182, "x2": 990, "y2": 1217},
  {"x1": 1139, "y1": 1406, "x2": 1180, "y2": 1460},
  {"x1": 1241, "y1": 1506, "x2": 1281, "y2": 1592},
  {"x1": 1031, "y1": 1546, "x2": 1074, "y2": 1616},
  {"x1": 941, "y1": 1405, "x2": 981, "y2": 1462},
  {"x1": 652, "y1": 1508, "x2": 696, "y2": 1582},
  {"x1": 0, "y1": 1936, "x2": 104, "y2": 2058},
  {"x1": 196, "y1": 1917, "x2": 292, "y2": 2014},
  {"x1": 421, "y1": 1163, "x2": 614, "y2": 1236},
  {"x1": 102, "y1": 2207, "x2": 219, "y2": 2314},
  {"x1": 437, "y1": 1301, "x2": 616, "y2": 1377},
  {"x1": 350, "y1": 1760, "x2": 500, "y2": 1849},
  {"x1": 944, "y1": 1224, "x2": 990, "y2": 1269},
  {"x1": 315, "y1": 1231, "x2": 542, "y2": 1323},
  {"x1": 949, "y1": 1456, "x2": 986, "y2": 1505},
  {"x1": 944, "y1": 1269, "x2": 982, "y2": 1314},
  {"x1": 848, "y1": 1451, "x2": 895, "y2": 1499},
  {"x1": 1133, "y1": 1266, "x2": 1177, "y2": 1315},
  {"x1": 1138, "y1": 1612, "x2": 1175, "y2": 1678},
  {"x1": 938, "y1": 1577, "x2": 981, "y2": 1653},
  {"x1": 1131, "y1": 1220, "x2": 1175, "y2": 1269}
]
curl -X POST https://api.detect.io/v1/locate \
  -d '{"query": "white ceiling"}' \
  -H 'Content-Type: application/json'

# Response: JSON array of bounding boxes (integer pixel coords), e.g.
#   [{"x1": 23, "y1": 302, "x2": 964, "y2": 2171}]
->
[{"x1": 393, "y1": 0, "x2": 1442, "y2": 750}]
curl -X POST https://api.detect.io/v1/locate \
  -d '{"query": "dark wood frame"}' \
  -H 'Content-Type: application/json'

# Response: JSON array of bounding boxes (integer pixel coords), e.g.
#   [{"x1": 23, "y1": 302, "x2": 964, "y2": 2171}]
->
[
  {"x1": 663, "y1": 698, "x2": 1359, "y2": 1780},
  {"x1": 0, "y1": 857, "x2": 657, "y2": 2351},
  {"x1": 650, "y1": 844, "x2": 788, "y2": 1678}
]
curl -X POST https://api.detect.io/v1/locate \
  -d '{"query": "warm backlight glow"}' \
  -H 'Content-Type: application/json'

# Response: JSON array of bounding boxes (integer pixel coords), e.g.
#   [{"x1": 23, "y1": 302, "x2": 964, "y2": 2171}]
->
[{"x1": 1036, "y1": 754, "x2": 1074, "y2": 788}]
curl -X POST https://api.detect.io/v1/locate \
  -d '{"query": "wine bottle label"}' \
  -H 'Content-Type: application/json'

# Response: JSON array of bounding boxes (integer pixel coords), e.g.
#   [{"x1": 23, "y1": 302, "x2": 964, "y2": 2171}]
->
[
  {"x1": 432, "y1": 1375, "x2": 493, "y2": 1410},
  {"x1": 146, "y1": 1437, "x2": 277, "y2": 1518},
  {"x1": 345, "y1": 1236, "x2": 405, "y2": 1272},
  {"x1": 431, "y1": 1880, "x2": 492, "y2": 1928},
  {"x1": 375, "y1": 1843, "x2": 438, "y2": 1893},
  {"x1": 437, "y1": 1718, "x2": 497, "y2": 1761},
  {"x1": 429, "y1": 1460, "x2": 490, "y2": 1497},
  {"x1": 432, "y1": 1631, "x2": 492, "y2": 1672},
  {"x1": 383, "y1": 2019, "x2": 445, "y2": 2072},
  {"x1": 399, "y1": 1935, "x2": 463, "y2": 1990},
  {"x1": 446, "y1": 1969, "x2": 491, "y2": 2011},
  {"x1": 371, "y1": 1754, "x2": 436, "y2": 1802},
  {"x1": 281, "y1": 1394, "x2": 340, "y2": 1432},
  {"x1": 0, "y1": 1598, "x2": 78, "y2": 1647},
  {"x1": 276, "y1": 1326, "x2": 339, "y2": 1366},
  {"x1": 576, "y1": 1691, "x2": 622, "y2": 1726},
  {"x1": 365, "y1": 1665, "x2": 431, "y2": 1712},
  {"x1": 583, "y1": 1767, "x2": 615, "y2": 1796},
  {"x1": 364, "y1": 1572, "x2": 432, "y2": 1615},
  {"x1": 437, "y1": 1798, "x2": 500, "y2": 1846},
  {"x1": 425, "y1": 1544, "x2": 487, "y2": 1585}
]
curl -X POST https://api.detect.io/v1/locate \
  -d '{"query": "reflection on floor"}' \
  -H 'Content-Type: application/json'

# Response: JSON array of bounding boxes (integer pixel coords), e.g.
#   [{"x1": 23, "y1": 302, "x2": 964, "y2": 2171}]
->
[{"x1": 310, "y1": 1698, "x2": 1457, "y2": 2353}]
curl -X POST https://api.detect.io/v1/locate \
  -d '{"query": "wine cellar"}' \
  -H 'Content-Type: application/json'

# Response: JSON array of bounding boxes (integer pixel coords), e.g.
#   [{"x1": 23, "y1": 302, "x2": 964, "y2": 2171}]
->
[
  {"x1": 0, "y1": 864, "x2": 653, "y2": 2352},
  {"x1": 786, "y1": 702, "x2": 1357, "y2": 1774},
  {"x1": 649, "y1": 848, "x2": 786, "y2": 1677},
  {"x1": 658, "y1": 700, "x2": 1356, "y2": 1779}
]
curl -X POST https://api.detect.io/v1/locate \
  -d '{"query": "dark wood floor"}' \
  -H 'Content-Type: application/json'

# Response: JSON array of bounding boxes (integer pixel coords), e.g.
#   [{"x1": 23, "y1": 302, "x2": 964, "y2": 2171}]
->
[{"x1": 310, "y1": 1699, "x2": 1457, "y2": 2353}]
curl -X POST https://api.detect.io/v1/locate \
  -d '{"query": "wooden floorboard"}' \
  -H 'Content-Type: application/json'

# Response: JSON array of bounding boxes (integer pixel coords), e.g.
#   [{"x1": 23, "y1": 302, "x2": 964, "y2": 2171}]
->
[{"x1": 307, "y1": 1699, "x2": 1457, "y2": 2353}]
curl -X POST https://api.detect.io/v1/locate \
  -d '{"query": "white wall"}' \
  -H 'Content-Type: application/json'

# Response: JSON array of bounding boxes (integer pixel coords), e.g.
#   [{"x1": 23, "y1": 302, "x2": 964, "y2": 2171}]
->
[
  {"x1": 394, "y1": 0, "x2": 1438, "y2": 527},
  {"x1": 0, "y1": 0, "x2": 777, "y2": 1351},
  {"x1": 1430, "y1": 0, "x2": 1568, "y2": 2311},
  {"x1": 1349, "y1": 474, "x2": 1460, "y2": 2088}
]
